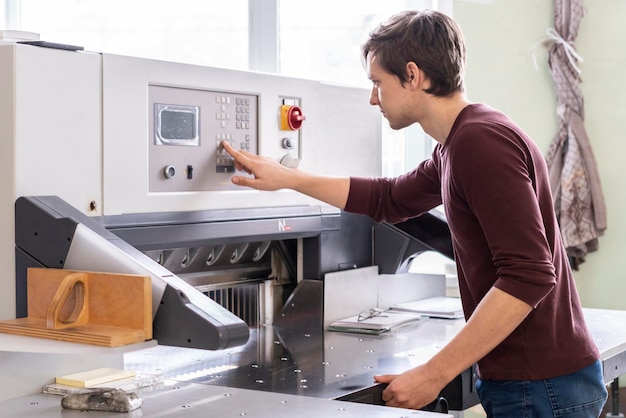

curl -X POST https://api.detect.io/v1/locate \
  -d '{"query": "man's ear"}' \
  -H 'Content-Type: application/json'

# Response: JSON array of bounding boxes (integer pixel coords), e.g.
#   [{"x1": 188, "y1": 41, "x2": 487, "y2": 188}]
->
[
  {"x1": 406, "y1": 62, "x2": 431, "y2": 91},
  {"x1": 406, "y1": 62, "x2": 420, "y2": 85}
]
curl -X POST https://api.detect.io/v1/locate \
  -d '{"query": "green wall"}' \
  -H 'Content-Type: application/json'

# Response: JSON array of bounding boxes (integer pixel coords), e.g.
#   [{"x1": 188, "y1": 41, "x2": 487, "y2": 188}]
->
[{"x1": 454, "y1": 0, "x2": 626, "y2": 310}]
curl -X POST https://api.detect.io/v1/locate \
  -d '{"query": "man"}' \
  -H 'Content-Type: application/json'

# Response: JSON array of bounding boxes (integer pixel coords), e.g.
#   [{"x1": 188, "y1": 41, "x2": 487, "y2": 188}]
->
[{"x1": 222, "y1": 10, "x2": 607, "y2": 417}]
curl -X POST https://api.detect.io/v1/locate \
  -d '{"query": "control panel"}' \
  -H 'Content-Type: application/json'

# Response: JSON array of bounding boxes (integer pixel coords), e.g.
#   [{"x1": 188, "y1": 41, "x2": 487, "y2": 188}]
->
[
  {"x1": 101, "y1": 53, "x2": 379, "y2": 215},
  {"x1": 148, "y1": 85, "x2": 259, "y2": 192}
]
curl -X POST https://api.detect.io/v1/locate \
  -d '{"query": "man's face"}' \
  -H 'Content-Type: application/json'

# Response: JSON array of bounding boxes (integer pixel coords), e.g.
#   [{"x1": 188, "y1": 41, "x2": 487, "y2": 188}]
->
[{"x1": 366, "y1": 53, "x2": 415, "y2": 130}]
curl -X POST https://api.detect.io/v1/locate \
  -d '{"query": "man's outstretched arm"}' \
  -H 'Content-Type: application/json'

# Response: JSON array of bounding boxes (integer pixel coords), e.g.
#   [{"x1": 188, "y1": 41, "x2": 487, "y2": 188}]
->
[{"x1": 222, "y1": 141, "x2": 351, "y2": 209}]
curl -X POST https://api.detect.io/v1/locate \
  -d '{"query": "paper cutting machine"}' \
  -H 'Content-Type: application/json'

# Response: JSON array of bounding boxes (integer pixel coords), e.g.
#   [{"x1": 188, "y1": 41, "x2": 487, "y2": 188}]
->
[{"x1": 14, "y1": 195, "x2": 378, "y2": 350}]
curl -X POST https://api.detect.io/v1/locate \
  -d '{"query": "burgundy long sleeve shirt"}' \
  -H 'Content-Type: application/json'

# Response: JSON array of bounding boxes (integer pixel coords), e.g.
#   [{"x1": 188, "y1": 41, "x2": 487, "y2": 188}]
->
[{"x1": 345, "y1": 103, "x2": 599, "y2": 380}]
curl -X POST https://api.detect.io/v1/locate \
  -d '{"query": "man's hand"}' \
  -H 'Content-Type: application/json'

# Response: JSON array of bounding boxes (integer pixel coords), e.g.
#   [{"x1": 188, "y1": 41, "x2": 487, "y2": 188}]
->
[
  {"x1": 374, "y1": 287, "x2": 533, "y2": 410},
  {"x1": 222, "y1": 141, "x2": 295, "y2": 191},
  {"x1": 375, "y1": 363, "x2": 446, "y2": 410},
  {"x1": 221, "y1": 140, "x2": 352, "y2": 209}
]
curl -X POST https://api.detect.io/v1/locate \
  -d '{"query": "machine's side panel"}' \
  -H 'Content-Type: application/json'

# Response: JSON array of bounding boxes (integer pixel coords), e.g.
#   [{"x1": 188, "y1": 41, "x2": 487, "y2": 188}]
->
[
  {"x1": 0, "y1": 45, "x2": 102, "y2": 320},
  {"x1": 14, "y1": 46, "x2": 102, "y2": 214},
  {"x1": 0, "y1": 46, "x2": 17, "y2": 320},
  {"x1": 102, "y1": 54, "x2": 381, "y2": 216}
]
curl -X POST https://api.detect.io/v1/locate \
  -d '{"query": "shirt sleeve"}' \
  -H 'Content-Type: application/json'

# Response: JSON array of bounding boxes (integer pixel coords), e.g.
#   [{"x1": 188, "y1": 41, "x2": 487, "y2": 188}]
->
[{"x1": 345, "y1": 154, "x2": 443, "y2": 223}]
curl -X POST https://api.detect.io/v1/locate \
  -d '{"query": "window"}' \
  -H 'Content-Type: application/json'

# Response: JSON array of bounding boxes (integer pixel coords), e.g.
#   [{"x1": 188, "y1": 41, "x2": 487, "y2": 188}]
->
[
  {"x1": 4, "y1": 0, "x2": 249, "y2": 68},
  {"x1": 279, "y1": 0, "x2": 405, "y2": 86}
]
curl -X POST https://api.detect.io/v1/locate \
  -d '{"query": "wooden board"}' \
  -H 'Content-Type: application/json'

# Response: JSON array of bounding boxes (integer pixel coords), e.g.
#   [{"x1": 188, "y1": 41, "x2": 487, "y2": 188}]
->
[{"x1": 0, "y1": 268, "x2": 152, "y2": 347}]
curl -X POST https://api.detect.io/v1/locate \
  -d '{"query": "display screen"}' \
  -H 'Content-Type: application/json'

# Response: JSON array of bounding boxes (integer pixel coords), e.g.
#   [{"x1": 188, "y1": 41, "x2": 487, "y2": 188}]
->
[
  {"x1": 161, "y1": 110, "x2": 195, "y2": 140},
  {"x1": 155, "y1": 104, "x2": 200, "y2": 146}
]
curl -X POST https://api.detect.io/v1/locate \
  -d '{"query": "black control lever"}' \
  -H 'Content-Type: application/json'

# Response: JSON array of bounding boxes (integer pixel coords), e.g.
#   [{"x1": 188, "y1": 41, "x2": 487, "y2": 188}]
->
[{"x1": 423, "y1": 396, "x2": 449, "y2": 413}]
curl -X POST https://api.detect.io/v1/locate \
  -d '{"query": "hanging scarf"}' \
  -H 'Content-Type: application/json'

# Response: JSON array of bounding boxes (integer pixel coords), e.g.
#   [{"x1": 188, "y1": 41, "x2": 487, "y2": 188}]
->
[{"x1": 545, "y1": 0, "x2": 607, "y2": 269}]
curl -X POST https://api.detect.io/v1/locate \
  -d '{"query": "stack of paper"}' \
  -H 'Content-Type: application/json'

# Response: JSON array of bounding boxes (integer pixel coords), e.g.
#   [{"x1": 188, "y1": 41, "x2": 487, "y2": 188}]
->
[
  {"x1": 55, "y1": 368, "x2": 136, "y2": 388},
  {"x1": 328, "y1": 310, "x2": 421, "y2": 335},
  {"x1": 390, "y1": 296, "x2": 464, "y2": 319},
  {"x1": 45, "y1": 372, "x2": 163, "y2": 396}
]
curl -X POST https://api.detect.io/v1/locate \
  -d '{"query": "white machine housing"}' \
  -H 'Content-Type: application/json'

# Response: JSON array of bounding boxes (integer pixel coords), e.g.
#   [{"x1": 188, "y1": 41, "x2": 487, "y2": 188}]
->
[{"x1": 0, "y1": 43, "x2": 381, "y2": 320}]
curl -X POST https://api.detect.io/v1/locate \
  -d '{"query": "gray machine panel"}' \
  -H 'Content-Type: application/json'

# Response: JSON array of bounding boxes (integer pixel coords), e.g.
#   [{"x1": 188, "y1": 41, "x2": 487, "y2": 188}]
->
[{"x1": 148, "y1": 85, "x2": 259, "y2": 192}]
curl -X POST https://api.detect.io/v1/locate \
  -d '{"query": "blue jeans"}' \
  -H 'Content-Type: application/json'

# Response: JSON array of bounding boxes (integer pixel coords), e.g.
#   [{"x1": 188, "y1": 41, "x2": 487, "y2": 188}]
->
[{"x1": 476, "y1": 360, "x2": 607, "y2": 418}]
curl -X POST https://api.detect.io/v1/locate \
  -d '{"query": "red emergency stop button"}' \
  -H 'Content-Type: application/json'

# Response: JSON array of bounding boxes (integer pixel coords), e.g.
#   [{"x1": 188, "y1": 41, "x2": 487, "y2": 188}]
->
[{"x1": 280, "y1": 105, "x2": 306, "y2": 131}]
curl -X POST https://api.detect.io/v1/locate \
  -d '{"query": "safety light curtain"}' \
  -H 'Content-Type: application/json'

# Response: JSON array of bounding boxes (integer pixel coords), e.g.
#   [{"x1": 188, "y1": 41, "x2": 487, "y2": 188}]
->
[{"x1": 545, "y1": 0, "x2": 607, "y2": 270}]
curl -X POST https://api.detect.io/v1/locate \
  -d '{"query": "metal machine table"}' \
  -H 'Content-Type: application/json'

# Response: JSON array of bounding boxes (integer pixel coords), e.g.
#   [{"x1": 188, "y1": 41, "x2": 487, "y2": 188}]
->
[
  {"x1": 0, "y1": 382, "x2": 450, "y2": 418},
  {"x1": 1, "y1": 309, "x2": 624, "y2": 417},
  {"x1": 124, "y1": 317, "x2": 469, "y2": 403},
  {"x1": 121, "y1": 308, "x2": 626, "y2": 414}
]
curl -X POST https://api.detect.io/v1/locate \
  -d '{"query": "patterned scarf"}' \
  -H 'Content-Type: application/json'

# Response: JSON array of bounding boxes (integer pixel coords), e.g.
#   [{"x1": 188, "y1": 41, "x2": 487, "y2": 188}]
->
[{"x1": 545, "y1": 0, "x2": 607, "y2": 269}]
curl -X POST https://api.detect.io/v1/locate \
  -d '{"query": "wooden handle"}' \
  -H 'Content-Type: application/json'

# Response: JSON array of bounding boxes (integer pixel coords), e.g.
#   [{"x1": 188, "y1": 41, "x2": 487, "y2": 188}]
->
[{"x1": 46, "y1": 272, "x2": 90, "y2": 329}]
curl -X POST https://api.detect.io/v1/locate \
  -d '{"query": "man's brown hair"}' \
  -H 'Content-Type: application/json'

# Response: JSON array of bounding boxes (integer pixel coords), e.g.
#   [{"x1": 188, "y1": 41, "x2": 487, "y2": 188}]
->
[{"x1": 362, "y1": 10, "x2": 466, "y2": 97}]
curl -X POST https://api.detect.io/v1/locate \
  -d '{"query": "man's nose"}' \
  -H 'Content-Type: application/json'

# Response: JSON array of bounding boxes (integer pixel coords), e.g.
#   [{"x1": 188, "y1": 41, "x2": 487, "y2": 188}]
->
[{"x1": 369, "y1": 88, "x2": 379, "y2": 106}]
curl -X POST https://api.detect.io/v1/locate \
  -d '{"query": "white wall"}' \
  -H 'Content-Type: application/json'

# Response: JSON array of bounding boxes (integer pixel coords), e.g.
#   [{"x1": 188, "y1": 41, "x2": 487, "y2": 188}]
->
[{"x1": 454, "y1": 0, "x2": 626, "y2": 310}]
